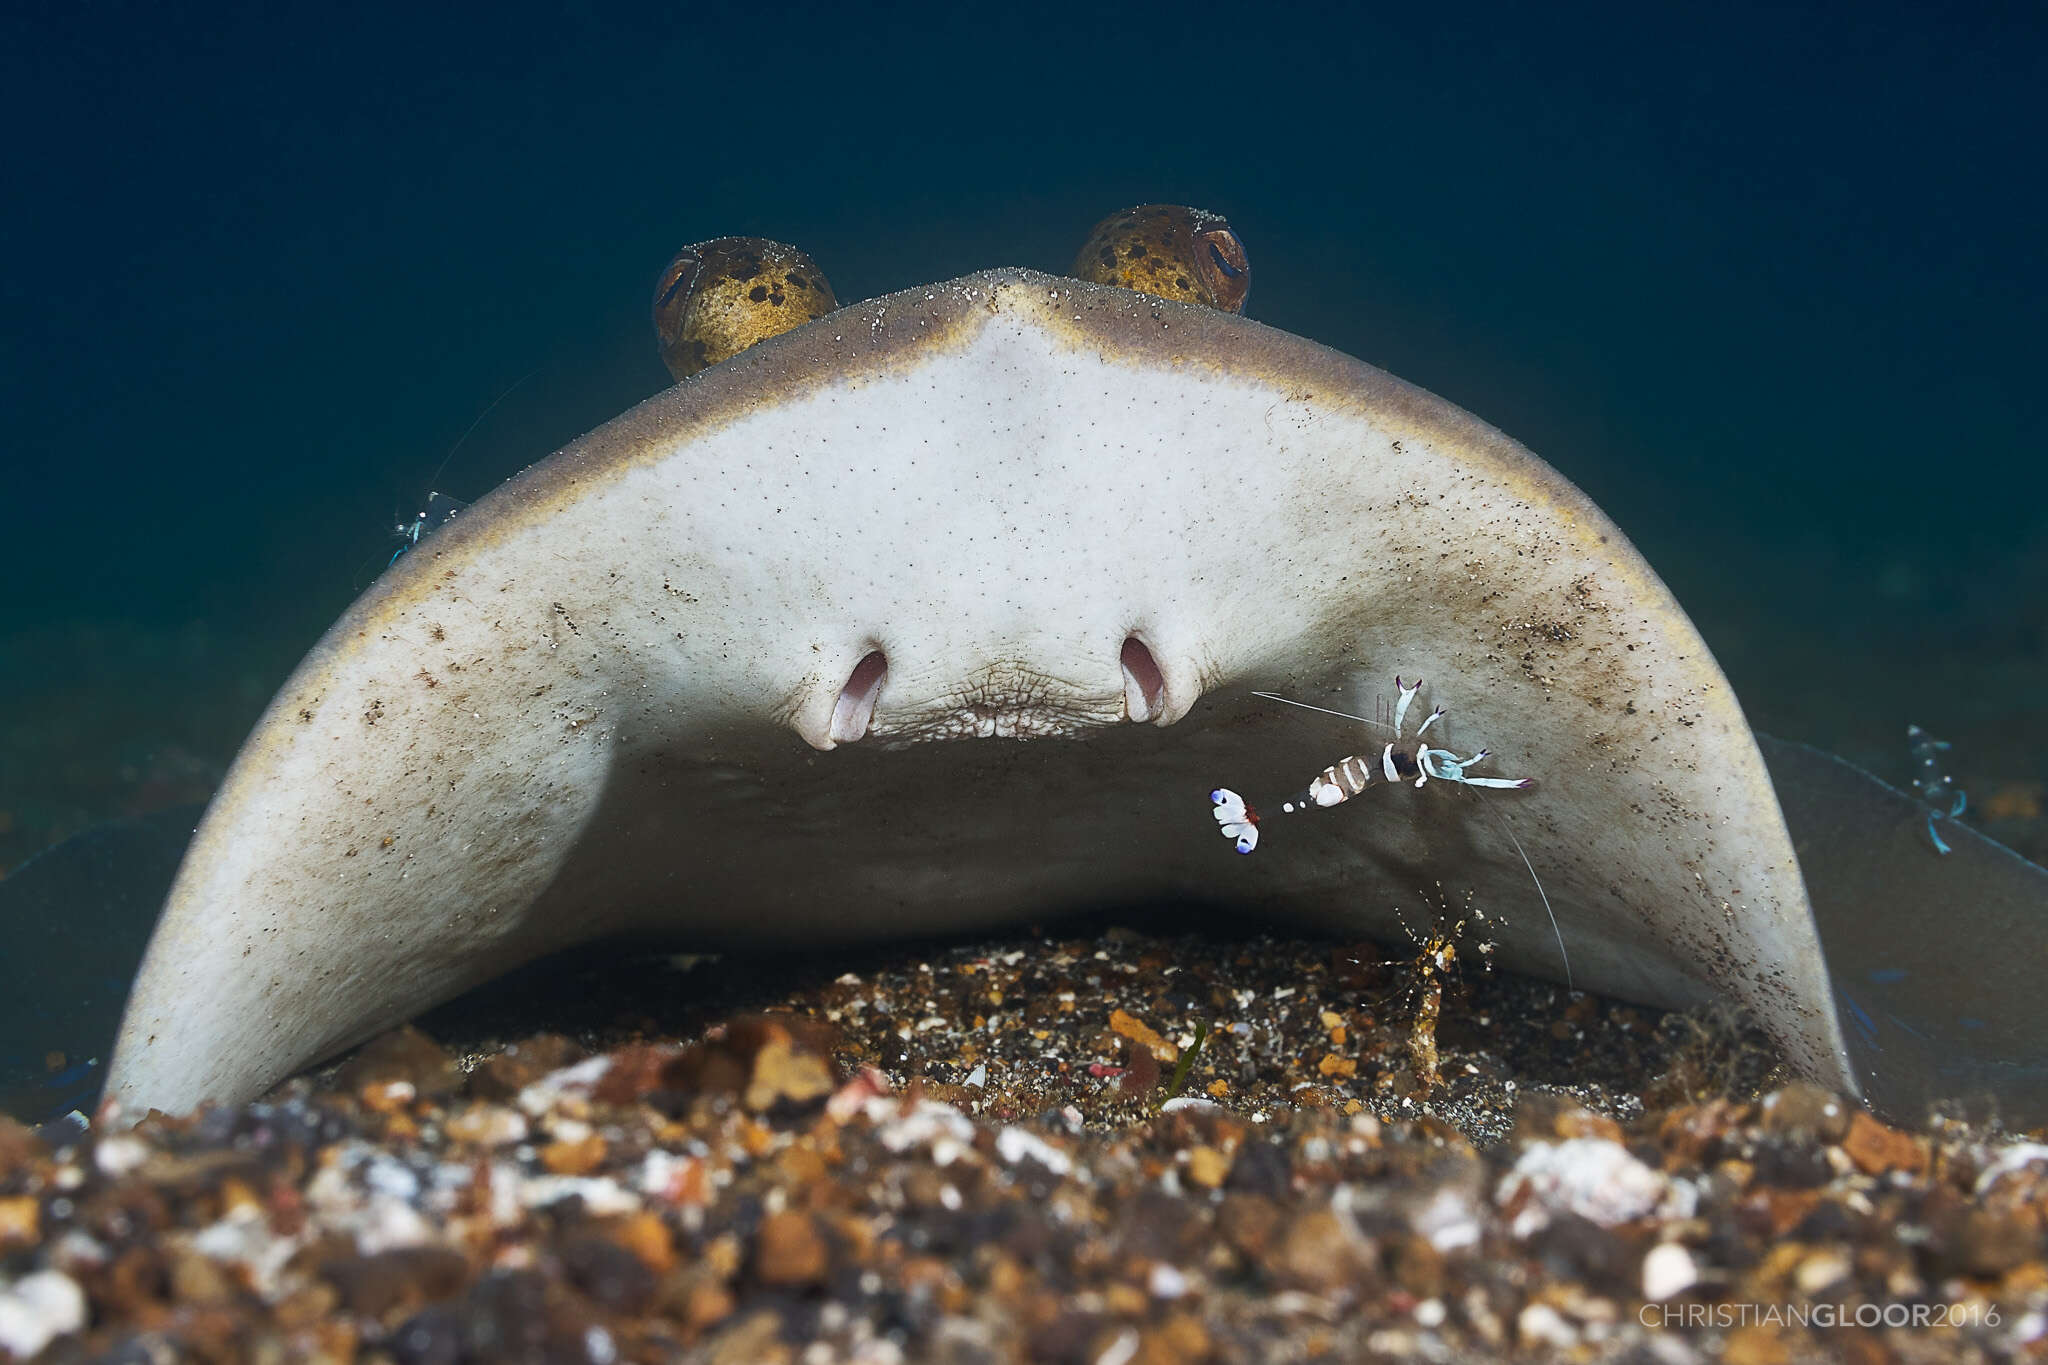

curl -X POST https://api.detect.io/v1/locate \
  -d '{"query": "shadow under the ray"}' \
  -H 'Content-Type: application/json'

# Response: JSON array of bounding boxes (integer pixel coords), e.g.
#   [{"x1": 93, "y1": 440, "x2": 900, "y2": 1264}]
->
[{"x1": 6, "y1": 743, "x2": 2047, "y2": 1130}]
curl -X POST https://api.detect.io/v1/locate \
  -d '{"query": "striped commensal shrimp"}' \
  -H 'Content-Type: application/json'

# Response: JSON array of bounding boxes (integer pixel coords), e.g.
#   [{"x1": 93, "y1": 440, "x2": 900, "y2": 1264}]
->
[
  {"x1": 1209, "y1": 675, "x2": 1572, "y2": 988},
  {"x1": 1208, "y1": 676, "x2": 1531, "y2": 852}
]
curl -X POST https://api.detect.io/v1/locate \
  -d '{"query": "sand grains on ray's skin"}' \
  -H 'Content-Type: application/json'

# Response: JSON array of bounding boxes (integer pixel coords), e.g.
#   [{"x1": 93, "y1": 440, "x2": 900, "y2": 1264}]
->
[{"x1": 8, "y1": 925, "x2": 2047, "y2": 1362}]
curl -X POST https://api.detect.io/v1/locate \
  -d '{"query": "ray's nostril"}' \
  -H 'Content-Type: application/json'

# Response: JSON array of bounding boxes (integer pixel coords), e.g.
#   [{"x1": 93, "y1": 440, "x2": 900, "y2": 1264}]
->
[
  {"x1": 1120, "y1": 636, "x2": 1165, "y2": 723},
  {"x1": 830, "y1": 649, "x2": 888, "y2": 744}
]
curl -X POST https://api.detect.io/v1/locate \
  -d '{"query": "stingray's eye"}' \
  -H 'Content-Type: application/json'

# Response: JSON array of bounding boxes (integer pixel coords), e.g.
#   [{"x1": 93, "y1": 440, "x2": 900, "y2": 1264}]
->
[
  {"x1": 654, "y1": 249, "x2": 702, "y2": 313},
  {"x1": 652, "y1": 238, "x2": 838, "y2": 381},
  {"x1": 1071, "y1": 205, "x2": 1250, "y2": 314},
  {"x1": 1193, "y1": 223, "x2": 1251, "y2": 314},
  {"x1": 1202, "y1": 229, "x2": 1247, "y2": 278}
]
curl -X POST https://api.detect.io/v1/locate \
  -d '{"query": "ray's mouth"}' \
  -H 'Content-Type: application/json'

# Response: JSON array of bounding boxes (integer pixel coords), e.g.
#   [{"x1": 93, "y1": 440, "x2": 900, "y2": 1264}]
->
[{"x1": 817, "y1": 636, "x2": 1173, "y2": 747}]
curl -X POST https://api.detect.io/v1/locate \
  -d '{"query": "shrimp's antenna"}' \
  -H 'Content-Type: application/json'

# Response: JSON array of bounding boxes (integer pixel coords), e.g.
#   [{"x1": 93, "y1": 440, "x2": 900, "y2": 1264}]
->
[
  {"x1": 354, "y1": 367, "x2": 544, "y2": 590},
  {"x1": 1238, "y1": 682, "x2": 1567, "y2": 987},
  {"x1": 1251, "y1": 691, "x2": 1396, "y2": 735},
  {"x1": 1478, "y1": 797, "x2": 1572, "y2": 991},
  {"x1": 423, "y1": 364, "x2": 543, "y2": 493}
]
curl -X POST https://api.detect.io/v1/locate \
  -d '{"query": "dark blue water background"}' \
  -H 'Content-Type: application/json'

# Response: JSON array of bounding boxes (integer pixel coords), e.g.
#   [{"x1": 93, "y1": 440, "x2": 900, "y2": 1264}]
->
[{"x1": 3, "y1": 1, "x2": 2043, "y2": 857}]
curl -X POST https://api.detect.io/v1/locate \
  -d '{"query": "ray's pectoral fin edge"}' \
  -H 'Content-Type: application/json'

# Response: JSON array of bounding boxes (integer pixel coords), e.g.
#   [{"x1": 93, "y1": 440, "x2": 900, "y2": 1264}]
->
[{"x1": 1760, "y1": 734, "x2": 2048, "y2": 1128}]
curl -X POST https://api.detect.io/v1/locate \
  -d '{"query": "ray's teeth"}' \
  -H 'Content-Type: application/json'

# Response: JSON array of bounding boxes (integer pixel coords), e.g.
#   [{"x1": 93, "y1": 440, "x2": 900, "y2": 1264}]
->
[{"x1": 829, "y1": 649, "x2": 889, "y2": 744}]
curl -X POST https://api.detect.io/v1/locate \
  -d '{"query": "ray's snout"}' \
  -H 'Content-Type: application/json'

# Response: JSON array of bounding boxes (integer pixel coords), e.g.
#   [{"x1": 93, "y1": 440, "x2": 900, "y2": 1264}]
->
[{"x1": 795, "y1": 634, "x2": 1183, "y2": 749}]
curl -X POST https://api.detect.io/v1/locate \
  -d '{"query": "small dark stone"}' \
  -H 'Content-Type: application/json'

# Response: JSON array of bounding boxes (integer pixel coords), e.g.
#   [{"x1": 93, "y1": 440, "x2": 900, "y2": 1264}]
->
[
  {"x1": 1699, "y1": 1209, "x2": 1760, "y2": 1270},
  {"x1": 1538, "y1": 1213, "x2": 1639, "y2": 1296},
  {"x1": 1225, "y1": 1138, "x2": 1292, "y2": 1197},
  {"x1": 961, "y1": 1204, "x2": 1016, "y2": 1247},
  {"x1": 1028, "y1": 1310, "x2": 1107, "y2": 1365},
  {"x1": 643, "y1": 1087, "x2": 694, "y2": 1118},
  {"x1": 1117, "y1": 1187, "x2": 1201, "y2": 1261},
  {"x1": 1386, "y1": 1232, "x2": 1446, "y2": 1298},
  {"x1": 461, "y1": 1269, "x2": 553, "y2": 1365},
  {"x1": 768, "y1": 1293, "x2": 825, "y2": 1344},
  {"x1": 871, "y1": 1285, "x2": 936, "y2": 1340},
  {"x1": 1751, "y1": 1136, "x2": 1833, "y2": 1189},
  {"x1": 92, "y1": 1335, "x2": 181, "y2": 1365},
  {"x1": 560, "y1": 1234, "x2": 655, "y2": 1312},
  {"x1": 1944, "y1": 1208, "x2": 2039, "y2": 1278},
  {"x1": 1118, "y1": 1044, "x2": 1160, "y2": 1097},
  {"x1": 1759, "y1": 1083, "x2": 1852, "y2": 1142},
  {"x1": 1218, "y1": 1193, "x2": 1283, "y2": 1262},
  {"x1": 999, "y1": 1208, "x2": 1056, "y2": 1264},
  {"x1": 898, "y1": 1206, "x2": 976, "y2": 1258},
  {"x1": 1793, "y1": 1198, "x2": 1858, "y2": 1241},
  {"x1": 391, "y1": 1305, "x2": 465, "y2": 1365},
  {"x1": 323, "y1": 1246, "x2": 470, "y2": 1320}
]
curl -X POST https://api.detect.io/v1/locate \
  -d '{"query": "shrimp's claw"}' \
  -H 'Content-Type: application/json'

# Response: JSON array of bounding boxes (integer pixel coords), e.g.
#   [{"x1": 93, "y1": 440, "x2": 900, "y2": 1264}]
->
[{"x1": 1210, "y1": 787, "x2": 1261, "y2": 854}]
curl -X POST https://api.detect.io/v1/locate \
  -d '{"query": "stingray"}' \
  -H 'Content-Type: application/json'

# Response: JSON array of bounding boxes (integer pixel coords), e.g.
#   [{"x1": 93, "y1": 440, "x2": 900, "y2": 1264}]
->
[{"x1": 86, "y1": 234, "x2": 2044, "y2": 1122}]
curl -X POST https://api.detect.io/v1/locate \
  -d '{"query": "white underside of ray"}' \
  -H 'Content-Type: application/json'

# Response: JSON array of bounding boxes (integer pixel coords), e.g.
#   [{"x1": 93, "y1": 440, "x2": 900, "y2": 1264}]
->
[{"x1": 107, "y1": 272, "x2": 1851, "y2": 1115}]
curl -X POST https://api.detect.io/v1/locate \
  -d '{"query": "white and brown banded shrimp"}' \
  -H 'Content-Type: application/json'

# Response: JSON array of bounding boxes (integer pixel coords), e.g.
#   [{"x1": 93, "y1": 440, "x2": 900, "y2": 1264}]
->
[
  {"x1": 1279, "y1": 675, "x2": 1533, "y2": 809},
  {"x1": 1207, "y1": 675, "x2": 1572, "y2": 988},
  {"x1": 1208, "y1": 676, "x2": 1533, "y2": 846}
]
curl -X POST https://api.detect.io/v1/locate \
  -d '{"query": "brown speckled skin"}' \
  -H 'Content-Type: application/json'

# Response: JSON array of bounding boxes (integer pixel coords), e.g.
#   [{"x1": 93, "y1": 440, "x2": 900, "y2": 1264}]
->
[
  {"x1": 653, "y1": 238, "x2": 839, "y2": 380},
  {"x1": 1071, "y1": 204, "x2": 1251, "y2": 314}
]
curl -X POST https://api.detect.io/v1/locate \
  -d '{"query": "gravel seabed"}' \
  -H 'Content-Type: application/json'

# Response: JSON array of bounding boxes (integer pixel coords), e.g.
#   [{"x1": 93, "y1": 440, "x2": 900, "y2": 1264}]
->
[{"x1": 2, "y1": 918, "x2": 2045, "y2": 1364}]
